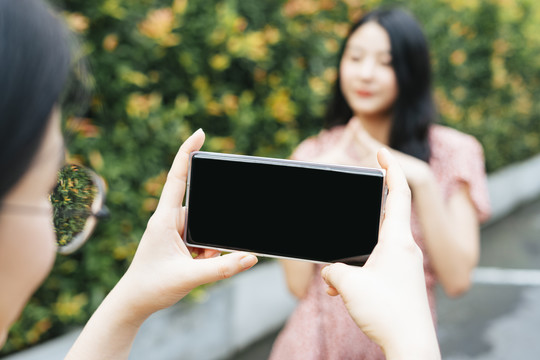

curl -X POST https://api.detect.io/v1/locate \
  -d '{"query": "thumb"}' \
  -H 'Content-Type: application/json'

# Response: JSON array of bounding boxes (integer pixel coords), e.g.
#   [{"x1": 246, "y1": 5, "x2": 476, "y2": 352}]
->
[
  {"x1": 189, "y1": 252, "x2": 258, "y2": 287},
  {"x1": 321, "y1": 263, "x2": 355, "y2": 294}
]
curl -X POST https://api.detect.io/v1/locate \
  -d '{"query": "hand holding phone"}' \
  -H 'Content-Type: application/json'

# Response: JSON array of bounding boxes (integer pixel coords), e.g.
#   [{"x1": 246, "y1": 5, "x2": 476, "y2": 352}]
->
[{"x1": 184, "y1": 151, "x2": 387, "y2": 266}]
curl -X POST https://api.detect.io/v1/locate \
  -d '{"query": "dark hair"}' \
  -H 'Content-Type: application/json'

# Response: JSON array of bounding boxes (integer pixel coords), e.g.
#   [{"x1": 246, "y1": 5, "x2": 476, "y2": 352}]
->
[
  {"x1": 324, "y1": 7, "x2": 436, "y2": 162},
  {"x1": 0, "y1": 0, "x2": 72, "y2": 200}
]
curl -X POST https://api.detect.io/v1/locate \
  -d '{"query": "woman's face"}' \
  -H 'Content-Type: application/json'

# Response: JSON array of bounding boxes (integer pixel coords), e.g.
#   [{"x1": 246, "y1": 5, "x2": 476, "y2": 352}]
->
[
  {"x1": 339, "y1": 22, "x2": 398, "y2": 119},
  {"x1": 0, "y1": 108, "x2": 63, "y2": 346}
]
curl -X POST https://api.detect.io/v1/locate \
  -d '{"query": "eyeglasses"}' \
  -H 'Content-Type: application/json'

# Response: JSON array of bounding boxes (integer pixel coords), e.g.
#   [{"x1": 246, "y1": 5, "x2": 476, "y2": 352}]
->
[{"x1": 1, "y1": 164, "x2": 108, "y2": 255}]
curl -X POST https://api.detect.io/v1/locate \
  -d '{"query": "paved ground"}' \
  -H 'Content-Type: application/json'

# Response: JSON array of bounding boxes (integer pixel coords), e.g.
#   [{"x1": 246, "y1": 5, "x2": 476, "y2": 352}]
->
[{"x1": 226, "y1": 196, "x2": 540, "y2": 359}]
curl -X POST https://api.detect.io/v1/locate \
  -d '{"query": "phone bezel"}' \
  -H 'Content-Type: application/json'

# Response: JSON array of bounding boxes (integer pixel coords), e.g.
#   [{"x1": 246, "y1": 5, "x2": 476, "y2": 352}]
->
[{"x1": 183, "y1": 151, "x2": 387, "y2": 265}]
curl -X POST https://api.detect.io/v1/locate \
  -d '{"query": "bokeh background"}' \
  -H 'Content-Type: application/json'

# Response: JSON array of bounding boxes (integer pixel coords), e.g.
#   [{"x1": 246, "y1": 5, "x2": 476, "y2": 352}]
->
[{"x1": 3, "y1": 0, "x2": 540, "y2": 354}]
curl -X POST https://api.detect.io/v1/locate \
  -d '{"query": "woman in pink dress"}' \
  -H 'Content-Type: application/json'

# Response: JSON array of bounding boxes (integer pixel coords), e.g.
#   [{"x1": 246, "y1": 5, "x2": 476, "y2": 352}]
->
[{"x1": 270, "y1": 7, "x2": 490, "y2": 360}]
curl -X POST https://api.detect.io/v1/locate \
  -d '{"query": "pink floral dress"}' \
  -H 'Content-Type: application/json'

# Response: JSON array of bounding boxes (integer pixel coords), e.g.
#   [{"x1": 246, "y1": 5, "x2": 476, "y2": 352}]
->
[{"x1": 269, "y1": 124, "x2": 491, "y2": 360}]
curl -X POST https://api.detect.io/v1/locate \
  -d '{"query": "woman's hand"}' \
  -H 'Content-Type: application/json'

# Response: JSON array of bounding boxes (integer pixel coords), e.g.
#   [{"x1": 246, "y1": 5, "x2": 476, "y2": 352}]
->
[
  {"x1": 317, "y1": 117, "x2": 432, "y2": 191},
  {"x1": 119, "y1": 129, "x2": 258, "y2": 319},
  {"x1": 321, "y1": 149, "x2": 440, "y2": 360},
  {"x1": 66, "y1": 130, "x2": 258, "y2": 360}
]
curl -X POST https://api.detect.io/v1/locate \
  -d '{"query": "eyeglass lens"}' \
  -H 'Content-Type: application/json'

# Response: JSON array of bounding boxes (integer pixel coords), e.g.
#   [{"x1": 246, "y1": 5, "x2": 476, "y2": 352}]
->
[{"x1": 50, "y1": 164, "x2": 106, "y2": 255}]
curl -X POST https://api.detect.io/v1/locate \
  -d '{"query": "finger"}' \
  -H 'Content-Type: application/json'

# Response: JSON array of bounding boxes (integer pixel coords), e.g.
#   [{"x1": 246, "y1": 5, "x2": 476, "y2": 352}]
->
[
  {"x1": 326, "y1": 285, "x2": 340, "y2": 297},
  {"x1": 189, "y1": 252, "x2": 258, "y2": 287},
  {"x1": 377, "y1": 148, "x2": 411, "y2": 226},
  {"x1": 156, "y1": 129, "x2": 205, "y2": 214},
  {"x1": 321, "y1": 263, "x2": 353, "y2": 294}
]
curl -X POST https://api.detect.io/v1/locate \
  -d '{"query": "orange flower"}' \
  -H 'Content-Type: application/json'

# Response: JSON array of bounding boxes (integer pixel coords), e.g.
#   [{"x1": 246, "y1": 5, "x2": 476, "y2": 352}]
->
[
  {"x1": 126, "y1": 92, "x2": 162, "y2": 118},
  {"x1": 64, "y1": 12, "x2": 89, "y2": 33},
  {"x1": 138, "y1": 8, "x2": 181, "y2": 47},
  {"x1": 449, "y1": 49, "x2": 467, "y2": 66},
  {"x1": 103, "y1": 33, "x2": 119, "y2": 52},
  {"x1": 66, "y1": 117, "x2": 100, "y2": 138}
]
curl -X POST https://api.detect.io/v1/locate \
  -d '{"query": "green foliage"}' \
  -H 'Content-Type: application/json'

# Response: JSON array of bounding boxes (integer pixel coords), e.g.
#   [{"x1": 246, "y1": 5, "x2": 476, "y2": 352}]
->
[{"x1": 3, "y1": 0, "x2": 540, "y2": 354}]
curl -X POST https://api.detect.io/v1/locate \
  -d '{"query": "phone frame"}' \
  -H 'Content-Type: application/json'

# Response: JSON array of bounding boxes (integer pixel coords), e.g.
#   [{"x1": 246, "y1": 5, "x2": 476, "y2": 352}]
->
[{"x1": 183, "y1": 151, "x2": 387, "y2": 265}]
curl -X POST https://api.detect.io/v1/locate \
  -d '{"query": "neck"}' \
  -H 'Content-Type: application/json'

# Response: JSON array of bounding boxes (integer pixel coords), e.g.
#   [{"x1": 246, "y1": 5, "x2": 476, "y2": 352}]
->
[{"x1": 354, "y1": 112, "x2": 392, "y2": 145}]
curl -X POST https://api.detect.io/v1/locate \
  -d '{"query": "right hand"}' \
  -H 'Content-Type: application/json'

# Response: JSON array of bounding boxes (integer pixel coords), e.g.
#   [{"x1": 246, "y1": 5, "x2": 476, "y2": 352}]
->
[
  {"x1": 321, "y1": 148, "x2": 440, "y2": 359},
  {"x1": 312, "y1": 118, "x2": 382, "y2": 168}
]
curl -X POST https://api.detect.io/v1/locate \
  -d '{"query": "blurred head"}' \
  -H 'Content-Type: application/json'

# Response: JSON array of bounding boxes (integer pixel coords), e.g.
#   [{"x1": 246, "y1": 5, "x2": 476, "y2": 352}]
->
[
  {"x1": 325, "y1": 7, "x2": 436, "y2": 162},
  {"x1": 0, "y1": 0, "x2": 71, "y2": 345}
]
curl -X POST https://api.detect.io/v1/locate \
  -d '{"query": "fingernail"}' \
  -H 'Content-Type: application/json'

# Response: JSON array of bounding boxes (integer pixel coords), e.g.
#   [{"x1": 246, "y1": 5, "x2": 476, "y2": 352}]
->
[
  {"x1": 240, "y1": 254, "x2": 258, "y2": 269},
  {"x1": 321, "y1": 265, "x2": 329, "y2": 278}
]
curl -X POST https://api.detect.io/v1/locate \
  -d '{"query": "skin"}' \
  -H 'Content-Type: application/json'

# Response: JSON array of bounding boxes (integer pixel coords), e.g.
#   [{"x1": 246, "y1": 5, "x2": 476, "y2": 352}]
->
[
  {"x1": 282, "y1": 21, "x2": 480, "y2": 299},
  {"x1": 0, "y1": 108, "x2": 62, "y2": 346},
  {"x1": 322, "y1": 149, "x2": 441, "y2": 360}
]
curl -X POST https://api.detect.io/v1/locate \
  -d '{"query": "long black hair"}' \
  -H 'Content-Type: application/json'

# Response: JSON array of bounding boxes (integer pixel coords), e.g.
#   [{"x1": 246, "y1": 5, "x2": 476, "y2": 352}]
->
[
  {"x1": 324, "y1": 7, "x2": 436, "y2": 162},
  {"x1": 0, "y1": 0, "x2": 72, "y2": 200}
]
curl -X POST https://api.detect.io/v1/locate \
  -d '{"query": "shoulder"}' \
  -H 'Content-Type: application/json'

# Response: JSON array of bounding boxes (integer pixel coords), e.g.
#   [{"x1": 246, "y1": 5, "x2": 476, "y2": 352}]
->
[
  {"x1": 291, "y1": 126, "x2": 346, "y2": 161},
  {"x1": 429, "y1": 124, "x2": 483, "y2": 160}
]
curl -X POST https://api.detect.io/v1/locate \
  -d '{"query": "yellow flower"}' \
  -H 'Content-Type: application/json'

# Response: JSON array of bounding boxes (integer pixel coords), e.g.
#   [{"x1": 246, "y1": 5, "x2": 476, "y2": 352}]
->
[
  {"x1": 222, "y1": 94, "x2": 239, "y2": 116},
  {"x1": 206, "y1": 101, "x2": 222, "y2": 116},
  {"x1": 283, "y1": 0, "x2": 319, "y2": 18},
  {"x1": 120, "y1": 68, "x2": 149, "y2": 87},
  {"x1": 210, "y1": 54, "x2": 231, "y2": 71},
  {"x1": 193, "y1": 76, "x2": 209, "y2": 91},
  {"x1": 89, "y1": 150, "x2": 104, "y2": 171},
  {"x1": 54, "y1": 294, "x2": 88, "y2": 321},
  {"x1": 323, "y1": 67, "x2": 337, "y2": 83},
  {"x1": 434, "y1": 88, "x2": 462, "y2": 124},
  {"x1": 101, "y1": 0, "x2": 126, "y2": 19},
  {"x1": 207, "y1": 136, "x2": 236, "y2": 151},
  {"x1": 263, "y1": 25, "x2": 281, "y2": 45},
  {"x1": 449, "y1": 49, "x2": 467, "y2": 66},
  {"x1": 491, "y1": 56, "x2": 507, "y2": 89},
  {"x1": 309, "y1": 77, "x2": 328, "y2": 96},
  {"x1": 245, "y1": 31, "x2": 268, "y2": 61},
  {"x1": 266, "y1": 88, "x2": 296, "y2": 123},
  {"x1": 113, "y1": 242, "x2": 138, "y2": 261},
  {"x1": 144, "y1": 170, "x2": 168, "y2": 197},
  {"x1": 25, "y1": 319, "x2": 52, "y2": 344},
  {"x1": 142, "y1": 198, "x2": 159, "y2": 213},
  {"x1": 325, "y1": 38, "x2": 339, "y2": 53},
  {"x1": 334, "y1": 23, "x2": 350, "y2": 38},
  {"x1": 138, "y1": 8, "x2": 181, "y2": 47},
  {"x1": 173, "y1": 0, "x2": 188, "y2": 14},
  {"x1": 445, "y1": 0, "x2": 479, "y2": 11}
]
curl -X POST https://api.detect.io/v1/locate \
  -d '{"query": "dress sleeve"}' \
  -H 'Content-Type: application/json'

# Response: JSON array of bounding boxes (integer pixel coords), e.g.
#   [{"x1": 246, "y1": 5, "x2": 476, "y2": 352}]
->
[
  {"x1": 290, "y1": 136, "x2": 321, "y2": 161},
  {"x1": 445, "y1": 134, "x2": 491, "y2": 224}
]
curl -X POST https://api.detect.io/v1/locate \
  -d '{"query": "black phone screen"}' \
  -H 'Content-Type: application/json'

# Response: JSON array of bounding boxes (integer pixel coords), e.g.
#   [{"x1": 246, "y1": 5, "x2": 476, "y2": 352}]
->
[{"x1": 184, "y1": 152, "x2": 385, "y2": 266}]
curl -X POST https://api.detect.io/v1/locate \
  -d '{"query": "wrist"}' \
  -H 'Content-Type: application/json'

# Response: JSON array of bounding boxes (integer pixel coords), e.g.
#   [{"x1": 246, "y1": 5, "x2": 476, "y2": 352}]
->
[
  {"x1": 383, "y1": 331, "x2": 441, "y2": 360},
  {"x1": 408, "y1": 162, "x2": 435, "y2": 193},
  {"x1": 107, "y1": 272, "x2": 154, "y2": 326}
]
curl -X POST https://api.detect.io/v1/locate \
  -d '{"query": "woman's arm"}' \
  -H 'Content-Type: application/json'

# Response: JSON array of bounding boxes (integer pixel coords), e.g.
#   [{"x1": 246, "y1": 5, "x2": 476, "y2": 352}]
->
[
  {"x1": 406, "y1": 161, "x2": 480, "y2": 297},
  {"x1": 65, "y1": 130, "x2": 258, "y2": 359},
  {"x1": 347, "y1": 118, "x2": 481, "y2": 297},
  {"x1": 280, "y1": 259, "x2": 314, "y2": 299},
  {"x1": 322, "y1": 149, "x2": 441, "y2": 360}
]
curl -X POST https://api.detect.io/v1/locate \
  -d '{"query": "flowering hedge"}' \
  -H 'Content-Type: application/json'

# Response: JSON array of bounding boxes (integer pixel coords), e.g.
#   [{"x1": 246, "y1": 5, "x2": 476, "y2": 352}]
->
[{"x1": 3, "y1": 0, "x2": 540, "y2": 354}]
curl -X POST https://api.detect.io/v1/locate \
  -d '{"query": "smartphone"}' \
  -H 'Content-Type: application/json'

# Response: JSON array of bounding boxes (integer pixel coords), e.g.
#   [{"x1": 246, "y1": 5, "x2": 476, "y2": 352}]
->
[{"x1": 183, "y1": 151, "x2": 387, "y2": 266}]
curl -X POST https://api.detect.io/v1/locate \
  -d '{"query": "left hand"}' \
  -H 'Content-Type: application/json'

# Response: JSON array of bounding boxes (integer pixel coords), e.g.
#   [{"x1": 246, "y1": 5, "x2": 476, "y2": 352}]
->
[{"x1": 117, "y1": 129, "x2": 258, "y2": 320}]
